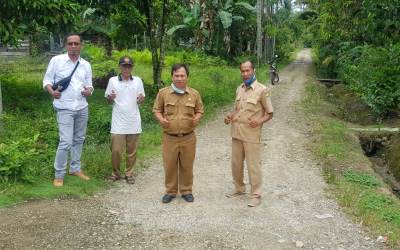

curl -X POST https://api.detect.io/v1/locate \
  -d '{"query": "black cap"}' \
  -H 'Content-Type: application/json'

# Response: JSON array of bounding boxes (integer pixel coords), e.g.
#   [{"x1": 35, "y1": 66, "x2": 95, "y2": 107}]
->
[{"x1": 119, "y1": 56, "x2": 133, "y2": 66}]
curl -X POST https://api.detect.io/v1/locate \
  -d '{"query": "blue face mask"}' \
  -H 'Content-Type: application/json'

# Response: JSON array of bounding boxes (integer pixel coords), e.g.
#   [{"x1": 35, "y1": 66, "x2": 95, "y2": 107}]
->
[
  {"x1": 171, "y1": 83, "x2": 185, "y2": 94},
  {"x1": 244, "y1": 74, "x2": 256, "y2": 87}
]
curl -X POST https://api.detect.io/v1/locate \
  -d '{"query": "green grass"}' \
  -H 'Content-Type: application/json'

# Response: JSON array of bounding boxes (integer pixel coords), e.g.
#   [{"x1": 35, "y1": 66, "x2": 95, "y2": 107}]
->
[
  {"x1": 0, "y1": 176, "x2": 108, "y2": 207},
  {"x1": 302, "y1": 80, "x2": 400, "y2": 247}
]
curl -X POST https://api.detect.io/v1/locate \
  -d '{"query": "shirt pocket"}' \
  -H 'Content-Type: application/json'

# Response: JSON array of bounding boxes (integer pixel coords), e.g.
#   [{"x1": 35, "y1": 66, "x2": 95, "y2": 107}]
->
[
  {"x1": 245, "y1": 98, "x2": 260, "y2": 112},
  {"x1": 164, "y1": 101, "x2": 176, "y2": 117},
  {"x1": 183, "y1": 102, "x2": 195, "y2": 117}
]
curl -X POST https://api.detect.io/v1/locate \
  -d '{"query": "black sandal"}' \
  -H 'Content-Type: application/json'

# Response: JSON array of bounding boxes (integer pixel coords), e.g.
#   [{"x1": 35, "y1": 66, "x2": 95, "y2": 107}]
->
[{"x1": 125, "y1": 175, "x2": 135, "y2": 184}]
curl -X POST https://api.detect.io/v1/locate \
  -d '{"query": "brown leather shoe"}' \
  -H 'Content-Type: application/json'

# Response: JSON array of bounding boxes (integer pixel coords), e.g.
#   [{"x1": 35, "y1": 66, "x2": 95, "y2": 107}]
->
[
  {"x1": 248, "y1": 197, "x2": 261, "y2": 207},
  {"x1": 70, "y1": 171, "x2": 90, "y2": 181},
  {"x1": 53, "y1": 178, "x2": 64, "y2": 187}
]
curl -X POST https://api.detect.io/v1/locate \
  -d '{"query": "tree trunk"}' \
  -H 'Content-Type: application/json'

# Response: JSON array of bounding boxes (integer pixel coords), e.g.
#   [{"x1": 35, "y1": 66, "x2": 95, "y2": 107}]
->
[
  {"x1": 144, "y1": 0, "x2": 169, "y2": 88},
  {"x1": 256, "y1": 0, "x2": 263, "y2": 67}
]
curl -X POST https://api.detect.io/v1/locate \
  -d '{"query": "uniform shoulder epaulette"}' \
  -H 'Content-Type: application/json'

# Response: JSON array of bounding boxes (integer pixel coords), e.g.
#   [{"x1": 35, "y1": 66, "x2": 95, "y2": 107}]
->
[
  {"x1": 264, "y1": 86, "x2": 272, "y2": 97},
  {"x1": 158, "y1": 86, "x2": 169, "y2": 92},
  {"x1": 187, "y1": 86, "x2": 199, "y2": 94}
]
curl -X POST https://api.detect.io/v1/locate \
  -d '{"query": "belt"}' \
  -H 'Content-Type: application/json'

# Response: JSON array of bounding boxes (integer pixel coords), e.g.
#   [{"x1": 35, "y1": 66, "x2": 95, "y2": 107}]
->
[{"x1": 165, "y1": 131, "x2": 193, "y2": 137}]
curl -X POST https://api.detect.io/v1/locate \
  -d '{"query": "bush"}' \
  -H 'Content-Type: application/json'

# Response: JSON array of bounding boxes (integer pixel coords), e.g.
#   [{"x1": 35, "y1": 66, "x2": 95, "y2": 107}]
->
[
  {"x1": 0, "y1": 135, "x2": 43, "y2": 183},
  {"x1": 81, "y1": 43, "x2": 107, "y2": 62},
  {"x1": 337, "y1": 43, "x2": 400, "y2": 118}
]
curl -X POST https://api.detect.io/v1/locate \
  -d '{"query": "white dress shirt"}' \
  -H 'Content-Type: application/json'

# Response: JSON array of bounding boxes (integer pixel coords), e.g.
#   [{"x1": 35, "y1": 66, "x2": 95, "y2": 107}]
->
[
  {"x1": 43, "y1": 54, "x2": 93, "y2": 111},
  {"x1": 105, "y1": 76, "x2": 145, "y2": 134}
]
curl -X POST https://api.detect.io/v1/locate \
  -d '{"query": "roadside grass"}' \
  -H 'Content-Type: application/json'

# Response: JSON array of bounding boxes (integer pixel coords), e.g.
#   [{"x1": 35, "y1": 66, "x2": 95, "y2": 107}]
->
[
  {"x1": 302, "y1": 81, "x2": 400, "y2": 247},
  {"x1": 0, "y1": 55, "x2": 269, "y2": 207},
  {"x1": 0, "y1": 175, "x2": 108, "y2": 207}
]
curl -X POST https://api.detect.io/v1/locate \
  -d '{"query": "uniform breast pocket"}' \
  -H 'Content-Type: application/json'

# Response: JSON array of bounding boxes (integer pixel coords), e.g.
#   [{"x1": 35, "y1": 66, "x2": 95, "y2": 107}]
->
[
  {"x1": 165, "y1": 102, "x2": 176, "y2": 116},
  {"x1": 183, "y1": 102, "x2": 195, "y2": 116},
  {"x1": 245, "y1": 98, "x2": 260, "y2": 112}
]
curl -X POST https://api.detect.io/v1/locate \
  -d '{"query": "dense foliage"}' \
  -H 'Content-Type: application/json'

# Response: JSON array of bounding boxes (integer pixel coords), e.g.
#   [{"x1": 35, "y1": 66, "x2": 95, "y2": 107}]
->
[{"x1": 306, "y1": 0, "x2": 400, "y2": 117}]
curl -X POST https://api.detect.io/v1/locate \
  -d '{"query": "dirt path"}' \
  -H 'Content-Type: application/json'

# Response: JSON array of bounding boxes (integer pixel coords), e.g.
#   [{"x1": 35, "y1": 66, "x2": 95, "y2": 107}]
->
[{"x1": 0, "y1": 49, "x2": 385, "y2": 249}]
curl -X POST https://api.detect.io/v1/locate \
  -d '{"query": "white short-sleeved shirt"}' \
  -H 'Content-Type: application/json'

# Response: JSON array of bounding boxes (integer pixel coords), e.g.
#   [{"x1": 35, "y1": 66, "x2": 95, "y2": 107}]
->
[
  {"x1": 105, "y1": 76, "x2": 145, "y2": 134},
  {"x1": 43, "y1": 54, "x2": 93, "y2": 111}
]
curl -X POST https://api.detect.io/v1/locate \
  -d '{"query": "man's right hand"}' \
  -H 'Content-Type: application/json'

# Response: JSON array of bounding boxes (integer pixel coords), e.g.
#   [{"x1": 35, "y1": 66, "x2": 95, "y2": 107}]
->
[
  {"x1": 51, "y1": 89, "x2": 61, "y2": 99},
  {"x1": 108, "y1": 90, "x2": 117, "y2": 102},
  {"x1": 159, "y1": 117, "x2": 170, "y2": 128},
  {"x1": 224, "y1": 114, "x2": 233, "y2": 125}
]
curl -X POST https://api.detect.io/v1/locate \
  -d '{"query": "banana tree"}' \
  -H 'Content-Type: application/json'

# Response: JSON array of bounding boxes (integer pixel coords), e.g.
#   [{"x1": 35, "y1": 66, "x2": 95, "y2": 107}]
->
[
  {"x1": 167, "y1": 3, "x2": 208, "y2": 49},
  {"x1": 216, "y1": 0, "x2": 256, "y2": 54}
]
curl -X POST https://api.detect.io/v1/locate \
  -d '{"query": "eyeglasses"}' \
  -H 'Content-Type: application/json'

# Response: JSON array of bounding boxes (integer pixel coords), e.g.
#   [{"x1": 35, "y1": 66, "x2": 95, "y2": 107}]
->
[
  {"x1": 67, "y1": 42, "x2": 81, "y2": 46},
  {"x1": 121, "y1": 64, "x2": 133, "y2": 68}
]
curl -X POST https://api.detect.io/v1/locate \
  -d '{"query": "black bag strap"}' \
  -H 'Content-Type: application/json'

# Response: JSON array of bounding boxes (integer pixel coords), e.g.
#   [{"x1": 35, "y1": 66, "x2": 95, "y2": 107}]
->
[{"x1": 69, "y1": 61, "x2": 80, "y2": 78}]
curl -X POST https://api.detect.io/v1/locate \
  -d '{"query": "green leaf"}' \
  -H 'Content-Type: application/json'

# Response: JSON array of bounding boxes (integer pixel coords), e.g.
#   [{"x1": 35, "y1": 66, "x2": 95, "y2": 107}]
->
[
  {"x1": 166, "y1": 25, "x2": 187, "y2": 36},
  {"x1": 235, "y1": 2, "x2": 256, "y2": 12},
  {"x1": 232, "y1": 16, "x2": 244, "y2": 21},
  {"x1": 218, "y1": 10, "x2": 232, "y2": 29},
  {"x1": 191, "y1": 3, "x2": 200, "y2": 19},
  {"x1": 224, "y1": 0, "x2": 233, "y2": 10}
]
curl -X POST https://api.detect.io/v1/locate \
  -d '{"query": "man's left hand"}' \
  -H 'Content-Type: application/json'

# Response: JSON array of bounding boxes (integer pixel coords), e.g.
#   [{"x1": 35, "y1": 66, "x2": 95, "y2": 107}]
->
[
  {"x1": 137, "y1": 93, "x2": 145, "y2": 104},
  {"x1": 81, "y1": 87, "x2": 92, "y2": 97},
  {"x1": 248, "y1": 118, "x2": 261, "y2": 128},
  {"x1": 192, "y1": 116, "x2": 201, "y2": 127}
]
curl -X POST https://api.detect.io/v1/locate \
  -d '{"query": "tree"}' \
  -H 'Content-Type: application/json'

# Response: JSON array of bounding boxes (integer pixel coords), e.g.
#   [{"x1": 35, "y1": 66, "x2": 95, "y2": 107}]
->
[
  {"x1": 0, "y1": 0, "x2": 81, "y2": 46},
  {"x1": 0, "y1": 0, "x2": 81, "y2": 126},
  {"x1": 256, "y1": 0, "x2": 263, "y2": 66},
  {"x1": 167, "y1": 3, "x2": 206, "y2": 49},
  {"x1": 142, "y1": 0, "x2": 174, "y2": 88}
]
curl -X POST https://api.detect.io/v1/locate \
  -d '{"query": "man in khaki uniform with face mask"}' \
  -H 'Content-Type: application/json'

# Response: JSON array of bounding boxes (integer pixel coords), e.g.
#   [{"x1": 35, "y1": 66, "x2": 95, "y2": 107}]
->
[
  {"x1": 153, "y1": 63, "x2": 204, "y2": 204},
  {"x1": 224, "y1": 60, "x2": 273, "y2": 207}
]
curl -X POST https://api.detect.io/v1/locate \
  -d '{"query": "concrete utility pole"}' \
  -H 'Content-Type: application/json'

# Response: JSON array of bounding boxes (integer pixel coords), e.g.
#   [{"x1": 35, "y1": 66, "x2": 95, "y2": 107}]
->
[{"x1": 256, "y1": 0, "x2": 263, "y2": 68}]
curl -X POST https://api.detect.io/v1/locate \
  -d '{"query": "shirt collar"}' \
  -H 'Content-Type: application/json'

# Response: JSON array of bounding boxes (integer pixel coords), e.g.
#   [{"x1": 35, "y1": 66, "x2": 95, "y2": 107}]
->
[
  {"x1": 65, "y1": 54, "x2": 81, "y2": 64},
  {"x1": 118, "y1": 74, "x2": 133, "y2": 81},
  {"x1": 169, "y1": 85, "x2": 190, "y2": 94},
  {"x1": 241, "y1": 81, "x2": 257, "y2": 90}
]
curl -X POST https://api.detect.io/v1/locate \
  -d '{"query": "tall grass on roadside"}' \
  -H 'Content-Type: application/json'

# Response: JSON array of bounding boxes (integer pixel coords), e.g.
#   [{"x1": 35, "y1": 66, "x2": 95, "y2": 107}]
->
[{"x1": 302, "y1": 81, "x2": 400, "y2": 247}]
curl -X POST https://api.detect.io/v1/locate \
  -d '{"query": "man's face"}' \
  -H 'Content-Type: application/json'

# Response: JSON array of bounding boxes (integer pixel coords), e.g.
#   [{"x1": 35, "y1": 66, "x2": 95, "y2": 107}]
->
[
  {"x1": 119, "y1": 64, "x2": 133, "y2": 76},
  {"x1": 172, "y1": 67, "x2": 188, "y2": 87},
  {"x1": 66, "y1": 35, "x2": 82, "y2": 57},
  {"x1": 240, "y1": 62, "x2": 254, "y2": 81}
]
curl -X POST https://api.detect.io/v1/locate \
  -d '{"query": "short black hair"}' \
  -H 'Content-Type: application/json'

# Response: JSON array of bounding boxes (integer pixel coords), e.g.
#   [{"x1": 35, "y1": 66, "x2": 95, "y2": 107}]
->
[
  {"x1": 240, "y1": 60, "x2": 255, "y2": 70},
  {"x1": 64, "y1": 33, "x2": 82, "y2": 44},
  {"x1": 118, "y1": 56, "x2": 134, "y2": 66},
  {"x1": 171, "y1": 63, "x2": 189, "y2": 77}
]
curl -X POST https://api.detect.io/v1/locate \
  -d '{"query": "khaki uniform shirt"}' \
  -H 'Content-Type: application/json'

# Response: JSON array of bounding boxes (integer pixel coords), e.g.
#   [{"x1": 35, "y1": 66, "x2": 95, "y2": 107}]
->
[
  {"x1": 231, "y1": 81, "x2": 273, "y2": 143},
  {"x1": 153, "y1": 86, "x2": 204, "y2": 135}
]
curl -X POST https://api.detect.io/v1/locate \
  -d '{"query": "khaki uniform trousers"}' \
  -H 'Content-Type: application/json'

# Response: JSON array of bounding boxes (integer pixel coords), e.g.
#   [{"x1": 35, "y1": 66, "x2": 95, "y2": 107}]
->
[
  {"x1": 162, "y1": 132, "x2": 196, "y2": 196},
  {"x1": 231, "y1": 138, "x2": 262, "y2": 198},
  {"x1": 110, "y1": 134, "x2": 139, "y2": 177}
]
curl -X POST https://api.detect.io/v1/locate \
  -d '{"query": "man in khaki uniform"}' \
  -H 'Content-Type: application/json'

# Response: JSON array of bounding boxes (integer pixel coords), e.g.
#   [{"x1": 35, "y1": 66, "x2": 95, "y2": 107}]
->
[
  {"x1": 153, "y1": 64, "x2": 204, "y2": 203},
  {"x1": 224, "y1": 60, "x2": 273, "y2": 207}
]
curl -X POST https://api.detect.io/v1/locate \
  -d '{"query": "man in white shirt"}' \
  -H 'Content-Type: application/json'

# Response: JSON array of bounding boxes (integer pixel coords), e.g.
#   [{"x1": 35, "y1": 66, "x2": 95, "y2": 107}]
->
[
  {"x1": 105, "y1": 56, "x2": 145, "y2": 184},
  {"x1": 43, "y1": 33, "x2": 93, "y2": 187}
]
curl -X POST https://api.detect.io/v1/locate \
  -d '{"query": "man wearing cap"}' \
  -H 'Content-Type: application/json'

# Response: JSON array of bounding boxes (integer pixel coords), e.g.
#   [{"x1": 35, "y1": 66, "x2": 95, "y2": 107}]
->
[
  {"x1": 105, "y1": 56, "x2": 145, "y2": 184},
  {"x1": 43, "y1": 33, "x2": 93, "y2": 187},
  {"x1": 153, "y1": 63, "x2": 204, "y2": 203},
  {"x1": 224, "y1": 60, "x2": 273, "y2": 207}
]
